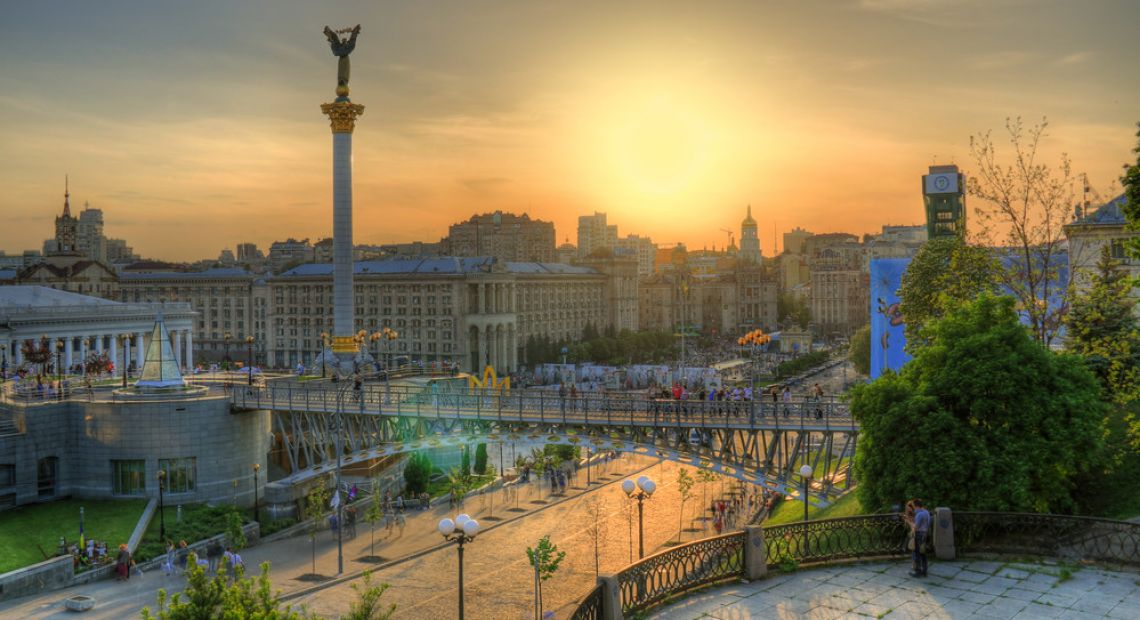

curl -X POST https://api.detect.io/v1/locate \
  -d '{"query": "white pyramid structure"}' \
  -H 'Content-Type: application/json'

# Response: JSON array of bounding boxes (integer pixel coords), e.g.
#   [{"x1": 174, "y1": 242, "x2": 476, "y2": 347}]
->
[{"x1": 135, "y1": 314, "x2": 185, "y2": 389}]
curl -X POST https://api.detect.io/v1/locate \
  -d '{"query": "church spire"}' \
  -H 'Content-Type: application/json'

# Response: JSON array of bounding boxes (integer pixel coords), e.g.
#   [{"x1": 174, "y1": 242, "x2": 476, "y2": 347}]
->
[{"x1": 63, "y1": 175, "x2": 71, "y2": 217}]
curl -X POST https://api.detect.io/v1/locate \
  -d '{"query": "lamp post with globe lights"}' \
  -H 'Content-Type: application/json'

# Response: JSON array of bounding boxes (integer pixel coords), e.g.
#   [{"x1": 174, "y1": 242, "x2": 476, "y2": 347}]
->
[
  {"x1": 622, "y1": 475, "x2": 656, "y2": 559},
  {"x1": 320, "y1": 332, "x2": 330, "y2": 379},
  {"x1": 439, "y1": 513, "x2": 480, "y2": 620},
  {"x1": 245, "y1": 336, "x2": 255, "y2": 385}
]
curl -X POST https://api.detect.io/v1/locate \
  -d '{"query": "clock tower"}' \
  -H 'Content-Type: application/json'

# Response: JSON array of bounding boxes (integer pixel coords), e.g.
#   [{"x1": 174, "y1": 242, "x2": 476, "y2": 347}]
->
[{"x1": 922, "y1": 165, "x2": 966, "y2": 239}]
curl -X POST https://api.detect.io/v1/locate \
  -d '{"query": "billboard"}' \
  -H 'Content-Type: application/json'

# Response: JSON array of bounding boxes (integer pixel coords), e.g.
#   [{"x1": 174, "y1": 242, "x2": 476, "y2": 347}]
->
[{"x1": 870, "y1": 258, "x2": 912, "y2": 378}]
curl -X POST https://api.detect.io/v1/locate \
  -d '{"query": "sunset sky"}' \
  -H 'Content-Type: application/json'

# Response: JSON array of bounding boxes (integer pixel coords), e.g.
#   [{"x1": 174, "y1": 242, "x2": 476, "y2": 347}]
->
[{"x1": 1, "y1": 1, "x2": 1137, "y2": 262}]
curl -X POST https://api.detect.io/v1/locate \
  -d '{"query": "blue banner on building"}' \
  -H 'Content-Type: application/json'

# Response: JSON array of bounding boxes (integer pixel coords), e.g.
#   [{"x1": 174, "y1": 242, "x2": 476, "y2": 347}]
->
[{"x1": 870, "y1": 258, "x2": 912, "y2": 378}]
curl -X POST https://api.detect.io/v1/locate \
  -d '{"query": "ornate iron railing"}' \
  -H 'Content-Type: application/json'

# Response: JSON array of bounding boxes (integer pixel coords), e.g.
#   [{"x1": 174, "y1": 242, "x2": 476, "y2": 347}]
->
[
  {"x1": 763, "y1": 514, "x2": 910, "y2": 566},
  {"x1": 615, "y1": 532, "x2": 745, "y2": 614},
  {"x1": 568, "y1": 583, "x2": 605, "y2": 620},
  {"x1": 955, "y1": 512, "x2": 1140, "y2": 566}
]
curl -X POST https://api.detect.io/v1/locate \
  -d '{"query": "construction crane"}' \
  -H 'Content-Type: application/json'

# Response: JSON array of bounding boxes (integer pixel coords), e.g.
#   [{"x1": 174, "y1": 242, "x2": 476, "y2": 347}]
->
[
  {"x1": 1077, "y1": 172, "x2": 1107, "y2": 220},
  {"x1": 720, "y1": 228, "x2": 735, "y2": 250}
]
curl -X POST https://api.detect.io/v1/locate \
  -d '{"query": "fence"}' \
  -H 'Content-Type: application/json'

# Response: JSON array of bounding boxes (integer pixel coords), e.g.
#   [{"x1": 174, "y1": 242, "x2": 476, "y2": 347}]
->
[{"x1": 567, "y1": 510, "x2": 1140, "y2": 620}]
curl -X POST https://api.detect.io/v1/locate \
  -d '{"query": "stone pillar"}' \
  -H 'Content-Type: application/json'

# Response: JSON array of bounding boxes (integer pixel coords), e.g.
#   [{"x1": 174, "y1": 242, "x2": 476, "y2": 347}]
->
[
  {"x1": 480, "y1": 283, "x2": 487, "y2": 314},
  {"x1": 168, "y1": 331, "x2": 178, "y2": 368},
  {"x1": 933, "y1": 507, "x2": 955, "y2": 560},
  {"x1": 598, "y1": 573, "x2": 623, "y2": 620},
  {"x1": 508, "y1": 324, "x2": 517, "y2": 372},
  {"x1": 478, "y1": 324, "x2": 488, "y2": 370},
  {"x1": 320, "y1": 97, "x2": 365, "y2": 368},
  {"x1": 136, "y1": 331, "x2": 146, "y2": 369},
  {"x1": 64, "y1": 338, "x2": 73, "y2": 372},
  {"x1": 94, "y1": 335, "x2": 104, "y2": 355},
  {"x1": 15, "y1": 339, "x2": 23, "y2": 365},
  {"x1": 743, "y1": 525, "x2": 768, "y2": 580},
  {"x1": 185, "y1": 330, "x2": 194, "y2": 370},
  {"x1": 109, "y1": 336, "x2": 118, "y2": 370}
]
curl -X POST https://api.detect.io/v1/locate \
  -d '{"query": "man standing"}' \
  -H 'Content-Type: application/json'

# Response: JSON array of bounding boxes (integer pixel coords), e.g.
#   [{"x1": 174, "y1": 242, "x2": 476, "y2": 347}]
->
[{"x1": 910, "y1": 499, "x2": 930, "y2": 577}]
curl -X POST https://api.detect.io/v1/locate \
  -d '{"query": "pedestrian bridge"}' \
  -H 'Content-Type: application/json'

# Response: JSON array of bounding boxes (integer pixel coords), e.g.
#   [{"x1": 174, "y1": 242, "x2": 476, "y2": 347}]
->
[{"x1": 229, "y1": 382, "x2": 858, "y2": 503}]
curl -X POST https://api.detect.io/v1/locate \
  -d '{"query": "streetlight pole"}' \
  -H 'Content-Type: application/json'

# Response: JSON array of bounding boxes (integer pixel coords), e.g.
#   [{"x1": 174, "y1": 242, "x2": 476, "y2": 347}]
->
[
  {"x1": 120, "y1": 334, "x2": 130, "y2": 388},
  {"x1": 157, "y1": 470, "x2": 167, "y2": 541},
  {"x1": 335, "y1": 384, "x2": 346, "y2": 574},
  {"x1": 246, "y1": 336, "x2": 255, "y2": 386},
  {"x1": 622, "y1": 476, "x2": 656, "y2": 558},
  {"x1": 320, "y1": 332, "x2": 329, "y2": 379},
  {"x1": 55, "y1": 340, "x2": 65, "y2": 398},
  {"x1": 252, "y1": 463, "x2": 260, "y2": 525},
  {"x1": 799, "y1": 464, "x2": 812, "y2": 556},
  {"x1": 0, "y1": 343, "x2": 7, "y2": 381},
  {"x1": 439, "y1": 514, "x2": 480, "y2": 620}
]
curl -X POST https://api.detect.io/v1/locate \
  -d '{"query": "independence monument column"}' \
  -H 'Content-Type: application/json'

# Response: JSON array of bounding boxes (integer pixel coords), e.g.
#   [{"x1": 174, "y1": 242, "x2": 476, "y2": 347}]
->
[{"x1": 320, "y1": 25, "x2": 364, "y2": 373}]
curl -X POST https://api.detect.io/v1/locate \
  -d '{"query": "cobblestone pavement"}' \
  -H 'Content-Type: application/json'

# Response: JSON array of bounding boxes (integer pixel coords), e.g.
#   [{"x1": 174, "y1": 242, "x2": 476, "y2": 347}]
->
[
  {"x1": 650, "y1": 559, "x2": 1140, "y2": 619},
  {"x1": 0, "y1": 455, "x2": 741, "y2": 619}
]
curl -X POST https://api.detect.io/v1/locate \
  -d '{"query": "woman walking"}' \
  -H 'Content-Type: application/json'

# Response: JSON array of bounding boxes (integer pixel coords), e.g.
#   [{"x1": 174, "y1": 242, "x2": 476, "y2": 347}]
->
[{"x1": 115, "y1": 543, "x2": 132, "y2": 581}]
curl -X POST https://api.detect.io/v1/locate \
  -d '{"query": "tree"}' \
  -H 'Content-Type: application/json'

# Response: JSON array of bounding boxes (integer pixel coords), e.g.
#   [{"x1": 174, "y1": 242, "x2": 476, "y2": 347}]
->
[
  {"x1": 850, "y1": 294, "x2": 1107, "y2": 513},
  {"x1": 141, "y1": 558, "x2": 315, "y2": 620},
  {"x1": 582, "y1": 496, "x2": 608, "y2": 578},
  {"x1": 526, "y1": 535, "x2": 566, "y2": 620},
  {"x1": 897, "y1": 236, "x2": 1001, "y2": 349},
  {"x1": 969, "y1": 117, "x2": 1080, "y2": 345},
  {"x1": 675, "y1": 468, "x2": 695, "y2": 542},
  {"x1": 778, "y1": 292, "x2": 811, "y2": 329},
  {"x1": 1121, "y1": 122, "x2": 1140, "y2": 262},
  {"x1": 1066, "y1": 246, "x2": 1140, "y2": 405},
  {"x1": 460, "y1": 444, "x2": 471, "y2": 476},
  {"x1": 695, "y1": 469, "x2": 719, "y2": 529},
  {"x1": 474, "y1": 443, "x2": 488, "y2": 475},
  {"x1": 303, "y1": 485, "x2": 330, "y2": 577},
  {"x1": 364, "y1": 482, "x2": 384, "y2": 559},
  {"x1": 848, "y1": 325, "x2": 871, "y2": 376},
  {"x1": 403, "y1": 452, "x2": 432, "y2": 496},
  {"x1": 342, "y1": 571, "x2": 396, "y2": 620},
  {"x1": 225, "y1": 511, "x2": 247, "y2": 550}
]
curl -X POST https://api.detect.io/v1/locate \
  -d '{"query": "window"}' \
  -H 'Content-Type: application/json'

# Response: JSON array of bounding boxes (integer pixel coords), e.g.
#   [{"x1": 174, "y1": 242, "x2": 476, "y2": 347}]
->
[
  {"x1": 38, "y1": 457, "x2": 58, "y2": 498},
  {"x1": 112, "y1": 460, "x2": 147, "y2": 495},
  {"x1": 0, "y1": 464, "x2": 14, "y2": 487},
  {"x1": 159, "y1": 458, "x2": 196, "y2": 493}
]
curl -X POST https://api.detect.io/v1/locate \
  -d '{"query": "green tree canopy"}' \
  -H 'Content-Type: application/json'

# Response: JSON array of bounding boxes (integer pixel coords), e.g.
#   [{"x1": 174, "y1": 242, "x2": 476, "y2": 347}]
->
[
  {"x1": 1121, "y1": 122, "x2": 1140, "y2": 261},
  {"x1": 898, "y1": 236, "x2": 1000, "y2": 350},
  {"x1": 850, "y1": 294, "x2": 1106, "y2": 513},
  {"x1": 403, "y1": 452, "x2": 432, "y2": 495},
  {"x1": 848, "y1": 325, "x2": 871, "y2": 376},
  {"x1": 1066, "y1": 245, "x2": 1140, "y2": 405}
]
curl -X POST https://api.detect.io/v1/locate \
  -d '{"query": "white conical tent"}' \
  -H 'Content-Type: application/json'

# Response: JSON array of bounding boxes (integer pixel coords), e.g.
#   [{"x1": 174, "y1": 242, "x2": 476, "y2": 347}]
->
[{"x1": 135, "y1": 315, "x2": 185, "y2": 388}]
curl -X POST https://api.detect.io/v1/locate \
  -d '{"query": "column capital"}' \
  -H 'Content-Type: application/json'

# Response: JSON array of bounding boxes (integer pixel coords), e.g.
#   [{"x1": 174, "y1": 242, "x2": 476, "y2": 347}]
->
[{"x1": 320, "y1": 101, "x2": 365, "y2": 133}]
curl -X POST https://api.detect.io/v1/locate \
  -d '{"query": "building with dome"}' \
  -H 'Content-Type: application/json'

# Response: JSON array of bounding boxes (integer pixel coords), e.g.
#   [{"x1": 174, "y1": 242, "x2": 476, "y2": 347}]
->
[{"x1": 739, "y1": 205, "x2": 762, "y2": 264}]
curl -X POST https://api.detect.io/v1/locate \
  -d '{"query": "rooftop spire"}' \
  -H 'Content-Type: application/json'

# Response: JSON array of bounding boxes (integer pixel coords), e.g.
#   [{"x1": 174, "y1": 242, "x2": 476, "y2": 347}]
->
[{"x1": 63, "y1": 175, "x2": 71, "y2": 217}]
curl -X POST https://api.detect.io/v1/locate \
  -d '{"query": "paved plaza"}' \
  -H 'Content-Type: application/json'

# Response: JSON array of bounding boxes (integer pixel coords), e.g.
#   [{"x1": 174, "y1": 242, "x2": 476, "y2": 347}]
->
[{"x1": 650, "y1": 559, "x2": 1140, "y2": 620}]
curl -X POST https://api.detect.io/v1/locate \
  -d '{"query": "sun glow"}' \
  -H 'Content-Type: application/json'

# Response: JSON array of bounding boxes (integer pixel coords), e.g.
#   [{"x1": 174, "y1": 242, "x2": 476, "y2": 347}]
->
[{"x1": 611, "y1": 96, "x2": 712, "y2": 195}]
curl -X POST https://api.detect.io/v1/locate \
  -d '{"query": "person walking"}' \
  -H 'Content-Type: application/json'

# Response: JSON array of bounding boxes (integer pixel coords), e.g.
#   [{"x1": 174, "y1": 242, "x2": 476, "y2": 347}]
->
[
  {"x1": 909, "y1": 499, "x2": 930, "y2": 577},
  {"x1": 781, "y1": 385, "x2": 792, "y2": 417},
  {"x1": 162, "y1": 540, "x2": 176, "y2": 577},
  {"x1": 115, "y1": 543, "x2": 132, "y2": 581},
  {"x1": 206, "y1": 539, "x2": 223, "y2": 574}
]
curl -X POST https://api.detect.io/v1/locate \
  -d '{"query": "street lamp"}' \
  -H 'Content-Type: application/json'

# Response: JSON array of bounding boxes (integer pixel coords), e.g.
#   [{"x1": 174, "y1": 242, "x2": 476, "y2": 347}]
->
[
  {"x1": 1, "y1": 343, "x2": 8, "y2": 380},
  {"x1": 118, "y1": 334, "x2": 131, "y2": 388},
  {"x1": 799, "y1": 464, "x2": 813, "y2": 555},
  {"x1": 157, "y1": 469, "x2": 167, "y2": 541},
  {"x1": 439, "y1": 513, "x2": 480, "y2": 620},
  {"x1": 223, "y1": 332, "x2": 233, "y2": 367},
  {"x1": 55, "y1": 340, "x2": 65, "y2": 398},
  {"x1": 319, "y1": 332, "x2": 328, "y2": 380},
  {"x1": 252, "y1": 463, "x2": 261, "y2": 525},
  {"x1": 622, "y1": 475, "x2": 656, "y2": 558},
  {"x1": 245, "y1": 336, "x2": 255, "y2": 386}
]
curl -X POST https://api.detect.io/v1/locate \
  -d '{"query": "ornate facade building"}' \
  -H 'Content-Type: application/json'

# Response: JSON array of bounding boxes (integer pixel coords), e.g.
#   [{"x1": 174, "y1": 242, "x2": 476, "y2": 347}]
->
[
  {"x1": 1065, "y1": 195, "x2": 1138, "y2": 303},
  {"x1": 638, "y1": 264, "x2": 778, "y2": 335},
  {"x1": 443, "y1": 212, "x2": 556, "y2": 263}
]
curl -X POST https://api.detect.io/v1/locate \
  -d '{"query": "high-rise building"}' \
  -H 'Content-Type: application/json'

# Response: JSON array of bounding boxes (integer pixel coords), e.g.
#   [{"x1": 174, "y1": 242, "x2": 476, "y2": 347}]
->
[
  {"x1": 577, "y1": 212, "x2": 618, "y2": 258},
  {"x1": 52, "y1": 180, "x2": 78, "y2": 256},
  {"x1": 76, "y1": 205, "x2": 106, "y2": 262},
  {"x1": 783, "y1": 227, "x2": 813, "y2": 256},
  {"x1": 739, "y1": 205, "x2": 761, "y2": 264},
  {"x1": 444, "y1": 211, "x2": 556, "y2": 262},
  {"x1": 923, "y1": 164, "x2": 967, "y2": 238},
  {"x1": 615, "y1": 234, "x2": 656, "y2": 277}
]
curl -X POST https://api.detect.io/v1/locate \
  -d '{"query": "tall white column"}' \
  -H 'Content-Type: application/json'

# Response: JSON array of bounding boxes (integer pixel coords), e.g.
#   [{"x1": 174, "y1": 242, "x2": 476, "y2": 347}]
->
[
  {"x1": 185, "y1": 330, "x2": 194, "y2": 370},
  {"x1": 136, "y1": 332, "x2": 146, "y2": 369},
  {"x1": 321, "y1": 98, "x2": 363, "y2": 370},
  {"x1": 478, "y1": 324, "x2": 488, "y2": 370},
  {"x1": 94, "y1": 335, "x2": 104, "y2": 355},
  {"x1": 64, "y1": 338, "x2": 73, "y2": 372},
  {"x1": 173, "y1": 331, "x2": 182, "y2": 368},
  {"x1": 109, "y1": 336, "x2": 118, "y2": 370}
]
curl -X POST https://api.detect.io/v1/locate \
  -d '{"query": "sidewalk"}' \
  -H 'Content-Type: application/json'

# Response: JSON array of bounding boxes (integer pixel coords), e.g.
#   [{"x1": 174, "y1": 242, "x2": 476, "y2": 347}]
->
[{"x1": 0, "y1": 454, "x2": 647, "y2": 619}]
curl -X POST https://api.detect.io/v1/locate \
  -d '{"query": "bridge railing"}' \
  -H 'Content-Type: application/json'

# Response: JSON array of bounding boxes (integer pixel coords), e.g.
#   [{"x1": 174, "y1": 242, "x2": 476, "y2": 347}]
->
[
  {"x1": 566, "y1": 511, "x2": 1140, "y2": 619},
  {"x1": 227, "y1": 383, "x2": 856, "y2": 430}
]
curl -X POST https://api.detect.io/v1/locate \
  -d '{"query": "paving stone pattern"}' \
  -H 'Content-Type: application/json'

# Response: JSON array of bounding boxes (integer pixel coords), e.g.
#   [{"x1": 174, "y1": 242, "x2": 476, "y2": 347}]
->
[{"x1": 651, "y1": 560, "x2": 1140, "y2": 619}]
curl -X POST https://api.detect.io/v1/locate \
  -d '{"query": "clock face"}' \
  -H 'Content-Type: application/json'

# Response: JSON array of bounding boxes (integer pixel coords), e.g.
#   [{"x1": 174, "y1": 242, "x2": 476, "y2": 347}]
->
[
  {"x1": 925, "y1": 173, "x2": 958, "y2": 195},
  {"x1": 934, "y1": 175, "x2": 950, "y2": 191}
]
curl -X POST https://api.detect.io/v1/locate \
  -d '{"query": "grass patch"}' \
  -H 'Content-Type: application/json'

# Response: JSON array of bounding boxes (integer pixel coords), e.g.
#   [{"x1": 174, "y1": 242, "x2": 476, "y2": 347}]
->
[
  {"x1": 0, "y1": 498, "x2": 147, "y2": 573},
  {"x1": 258, "y1": 517, "x2": 298, "y2": 538},
  {"x1": 135, "y1": 503, "x2": 247, "y2": 563},
  {"x1": 764, "y1": 491, "x2": 864, "y2": 526}
]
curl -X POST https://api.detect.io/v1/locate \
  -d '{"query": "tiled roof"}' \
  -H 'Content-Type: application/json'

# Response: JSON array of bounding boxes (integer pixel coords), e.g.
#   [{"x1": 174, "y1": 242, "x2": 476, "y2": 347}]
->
[
  {"x1": 1072, "y1": 195, "x2": 1127, "y2": 226},
  {"x1": 120, "y1": 267, "x2": 254, "y2": 281},
  {"x1": 277, "y1": 257, "x2": 598, "y2": 277},
  {"x1": 0, "y1": 285, "x2": 121, "y2": 308}
]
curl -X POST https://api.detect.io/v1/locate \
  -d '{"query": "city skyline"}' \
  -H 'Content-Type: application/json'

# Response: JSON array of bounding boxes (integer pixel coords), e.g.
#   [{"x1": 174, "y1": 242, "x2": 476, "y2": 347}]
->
[{"x1": 2, "y1": 1, "x2": 1138, "y2": 262}]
